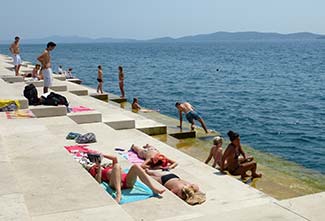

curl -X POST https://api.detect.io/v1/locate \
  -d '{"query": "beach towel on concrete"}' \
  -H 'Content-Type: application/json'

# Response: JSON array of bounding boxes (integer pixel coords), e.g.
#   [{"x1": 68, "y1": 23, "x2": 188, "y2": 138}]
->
[
  {"x1": 64, "y1": 144, "x2": 92, "y2": 157},
  {"x1": 65, "y1": 146, "x2": 156, "y2": 204},
  {"x1": 101, "y1": 169, "x2": 156, "y2": 205},
  {"x1": 116, "y1": 149, "x2": 144, "y2": 165},
  {"x1": 70, "y1": 106, "x2": 94, "y2": 113},
  {"x1": 6, "y1": 109, "x2": 35, "y2": 119}
]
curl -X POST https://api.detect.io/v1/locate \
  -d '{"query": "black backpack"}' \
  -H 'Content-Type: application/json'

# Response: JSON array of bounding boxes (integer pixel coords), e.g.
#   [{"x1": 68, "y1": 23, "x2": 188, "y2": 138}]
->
[
  {"x1": 23, "y1": 84, "x2": 40, "y2": 105},
  {"x1": 41, "y1": 92, "x2": 69, "y2": 107}
]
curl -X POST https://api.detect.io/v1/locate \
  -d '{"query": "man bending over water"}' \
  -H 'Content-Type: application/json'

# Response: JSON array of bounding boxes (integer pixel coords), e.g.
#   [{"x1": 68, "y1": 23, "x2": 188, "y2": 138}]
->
[{"x1": 175, "y1": 102, "x2": 209, "y2": 133}]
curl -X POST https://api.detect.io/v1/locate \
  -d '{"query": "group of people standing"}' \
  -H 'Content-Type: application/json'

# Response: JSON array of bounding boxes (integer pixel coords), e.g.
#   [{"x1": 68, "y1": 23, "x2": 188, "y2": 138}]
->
[
  {"x1": 96, "y1": 65, "x2": 125, "y2": 98},
  {"x1": 9, "y1": 36, "x2": 56, "y2": 93},
  {"x1": 9, "y1": 36, "x2": 126, "y2": 97}
]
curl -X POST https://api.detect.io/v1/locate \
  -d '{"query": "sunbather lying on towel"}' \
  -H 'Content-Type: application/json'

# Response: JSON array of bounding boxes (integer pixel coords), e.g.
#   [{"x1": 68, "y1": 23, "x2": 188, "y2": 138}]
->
[
  {"x1": 83, "y1": 153, "x2": 165, "y2": 203},
  {"x1": 146, "y1": 170, "x2": 206, "y2": 205},
  {"x1": 131, "y1": 144, "x2": 178, "y2": 170}
]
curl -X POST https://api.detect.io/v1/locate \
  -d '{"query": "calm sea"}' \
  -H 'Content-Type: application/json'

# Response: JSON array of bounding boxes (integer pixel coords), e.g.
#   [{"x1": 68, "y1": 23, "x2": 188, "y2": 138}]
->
[{"x1": 1, "y1": 40, "x2": 324, "y2": 173}]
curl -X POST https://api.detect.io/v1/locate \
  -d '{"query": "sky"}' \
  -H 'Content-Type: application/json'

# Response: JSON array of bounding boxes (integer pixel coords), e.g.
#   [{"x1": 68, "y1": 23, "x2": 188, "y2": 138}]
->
[{"x1": 1, "y1": 0, "x2": 325, "y2": 40}]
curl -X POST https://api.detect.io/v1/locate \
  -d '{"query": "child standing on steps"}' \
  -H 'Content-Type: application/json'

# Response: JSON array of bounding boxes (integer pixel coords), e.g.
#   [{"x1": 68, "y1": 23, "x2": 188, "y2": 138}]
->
[
  {"x1": 97, "y1": 65, "x2": 103, "y2": 94},
  {"x1": 205, "y1": 136, "x2": 223, "y2": 168}
]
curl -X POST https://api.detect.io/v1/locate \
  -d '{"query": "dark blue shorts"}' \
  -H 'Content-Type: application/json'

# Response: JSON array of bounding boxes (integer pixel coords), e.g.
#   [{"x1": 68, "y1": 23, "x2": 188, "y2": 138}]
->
[{"x1": 185, "y1": 111, "x2": 201, "y2": 124}]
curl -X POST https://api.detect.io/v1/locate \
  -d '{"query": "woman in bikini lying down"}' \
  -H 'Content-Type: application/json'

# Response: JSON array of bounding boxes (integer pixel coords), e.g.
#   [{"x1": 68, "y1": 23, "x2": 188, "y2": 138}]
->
[
  {"x1": 83, "y1": 152, "x2": 165, "y2": 203},
  {"x1": 146, "y1": 170, "x2": 206, "y2": 205},
  {"x1": 131, "y1": 144, "x2": 178, "y2": 170}
]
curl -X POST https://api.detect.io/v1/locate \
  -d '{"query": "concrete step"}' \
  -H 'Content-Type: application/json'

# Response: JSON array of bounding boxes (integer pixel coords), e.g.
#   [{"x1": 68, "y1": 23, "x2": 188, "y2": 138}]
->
[
  {"x1": 68, "y1": 111, "x2": 102, "y2": 124},
  {"x1": 29, "y1": 105, "x2": 67, "y2": 118},
  {"x1": 278, "y1": 192, "x2": 325, "y2": 221}
]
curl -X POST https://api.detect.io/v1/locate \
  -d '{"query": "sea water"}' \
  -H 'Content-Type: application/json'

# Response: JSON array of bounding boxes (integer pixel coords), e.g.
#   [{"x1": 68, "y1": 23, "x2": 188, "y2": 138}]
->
[{"x1": 1, "y1": 40, "x2": 324, "y2": 173}]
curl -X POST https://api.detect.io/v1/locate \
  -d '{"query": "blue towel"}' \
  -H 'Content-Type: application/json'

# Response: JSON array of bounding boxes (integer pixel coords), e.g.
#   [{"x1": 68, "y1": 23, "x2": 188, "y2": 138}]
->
[{"x1": 100, "y1": 170, "x2": 157, "y2": 204}]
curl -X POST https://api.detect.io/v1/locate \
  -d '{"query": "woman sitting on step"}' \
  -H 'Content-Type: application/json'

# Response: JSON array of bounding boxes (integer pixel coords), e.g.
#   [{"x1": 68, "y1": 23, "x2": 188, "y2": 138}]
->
[
  {"x1": 220, "y1": 131, "x2": 262, "y2": 179},
  {"x1": 131, "y1": 144, "x2": 178, "y2": 170}
]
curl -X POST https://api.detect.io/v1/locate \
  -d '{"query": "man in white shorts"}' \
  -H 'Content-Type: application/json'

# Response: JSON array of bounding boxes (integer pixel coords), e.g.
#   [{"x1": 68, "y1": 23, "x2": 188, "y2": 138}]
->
[
  {"x1": 9, "y1": 36, "x2": 22, "y2": 76},
  {"x1": 37, "y1": 42, "x2": 56, "y2": 93}
]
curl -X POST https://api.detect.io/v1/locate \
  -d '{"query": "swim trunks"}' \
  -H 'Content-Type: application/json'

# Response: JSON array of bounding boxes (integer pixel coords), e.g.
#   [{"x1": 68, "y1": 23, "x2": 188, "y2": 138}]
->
[
  {"x1": 97, "y1": 78, "x2": 103, "y2": 83},
  {"x1": 42, "y1": 68, "x2": 53, "y2": 87},
  {"x1": 161, "y1": 173, "x2": 180, "y2": 186},
  {"x1": 185, "y1": 111, "x2": 201, "y2": 124},
  {"x1": 13, "y1": 54, "x2": 21, "y2": 65}
]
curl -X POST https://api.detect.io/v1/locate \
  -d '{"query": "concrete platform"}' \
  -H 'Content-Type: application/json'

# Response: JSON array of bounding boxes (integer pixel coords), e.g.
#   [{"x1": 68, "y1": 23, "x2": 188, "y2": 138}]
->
[
  {"x1": 29, "y1": 105, "x2": 67, "y2": 118},
  {"x1": 1, "y1": 54, "x2": 323, "y2": 221},
  {"x1": 67, "y1": 78, "x2": 82, "y2": 84},
  {"x1": 52, "y1": 74, "x2": 66, "y2": 81},
  {"x1": 1, "y1": 75, "x2": 24, "y2": 83},
  {"x1": 136, "y1": 119, "x2": 167, "y2": 135},
  {"x1": 59, "y1": 91, "x2": 136, "y2": 130},
  {"x1": 278, "y1": 192, "x2": 325, "y2": 220},
  {"x1": 68, "y1": 110, "x2": 102, "y2": 124},
  {"x1": 0, "y1": 79, "x2": 29, "y2": 109},
  {"x1": 89, "y1": 93, "x2": 109, "y2": 102}
]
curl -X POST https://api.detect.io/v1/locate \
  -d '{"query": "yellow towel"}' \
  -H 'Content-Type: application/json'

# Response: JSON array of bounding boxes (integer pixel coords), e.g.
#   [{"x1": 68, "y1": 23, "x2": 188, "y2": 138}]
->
[{"x1": 0, "y1": 99, "x2": 20, "y2": 109}]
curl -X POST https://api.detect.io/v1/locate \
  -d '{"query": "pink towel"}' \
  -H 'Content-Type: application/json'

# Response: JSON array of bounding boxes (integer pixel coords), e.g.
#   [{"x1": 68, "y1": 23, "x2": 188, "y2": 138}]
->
[
  {"x1": 64, "y1": 145, "x2": 96, "y2": 157},
  {"x1": 71, "y1": 106, "x2": 94, "y2": 113},
  {"x1": 126, "y1": 151, "x2": 144, "y2": 165}
]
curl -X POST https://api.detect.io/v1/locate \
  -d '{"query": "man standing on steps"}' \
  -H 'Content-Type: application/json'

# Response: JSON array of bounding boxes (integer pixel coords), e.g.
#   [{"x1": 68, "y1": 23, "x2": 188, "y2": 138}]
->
[
  {"x1": 9, "y1": 36, "x2": 22, "y2": 76},
  {"x1": 37, "y1": 42, "x2": 56, "y2": 93},
  {"x1": 175, "y1": 102, "x2": 209, "y2": 133}
]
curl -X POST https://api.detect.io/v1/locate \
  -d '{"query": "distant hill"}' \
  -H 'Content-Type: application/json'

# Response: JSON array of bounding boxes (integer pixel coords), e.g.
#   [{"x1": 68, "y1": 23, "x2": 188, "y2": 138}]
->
[
  {"x1": 151, "y1": 32, "x2": 325, "y2": 42},
  {"x1": 1, "y1": 32, "x2": 324, "y2": 44}
]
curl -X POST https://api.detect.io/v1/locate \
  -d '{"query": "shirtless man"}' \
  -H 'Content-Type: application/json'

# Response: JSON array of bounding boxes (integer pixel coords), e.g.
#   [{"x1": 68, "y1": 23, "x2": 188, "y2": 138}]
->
[
  {"x1": 9, "y1": 36, "x2": 22, "y2": 76},
  {"x1": 220, "y1": 131, "x2": 261, "y2": 179},
  {"x1": 37, "y1": 42, "x2": 56, "y2": 93},
  {"x1": 97, "y1": 65, "x2": 103, "y2": 94},
  {"x1": 118, "y1": 66, "x2": 125, "y2": 98},
  {"x1": 175, "y1": 102, "x2": 209, "y2": 133}
]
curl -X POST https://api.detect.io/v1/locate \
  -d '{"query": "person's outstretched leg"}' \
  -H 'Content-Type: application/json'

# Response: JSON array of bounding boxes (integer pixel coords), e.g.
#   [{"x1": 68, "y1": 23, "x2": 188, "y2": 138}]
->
[
  {"x1": 145, "y1": 169, "x2": 163, "y2": 184},
  {"x1": 109, "y1": 164, "x2": 123, "y2": 203},
  {"x1": 126, "y1": 165, "x2": 165, "y2": 194},
  {"x1": 198, "y1": 118, "x2": 209, "y2": 133}
]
